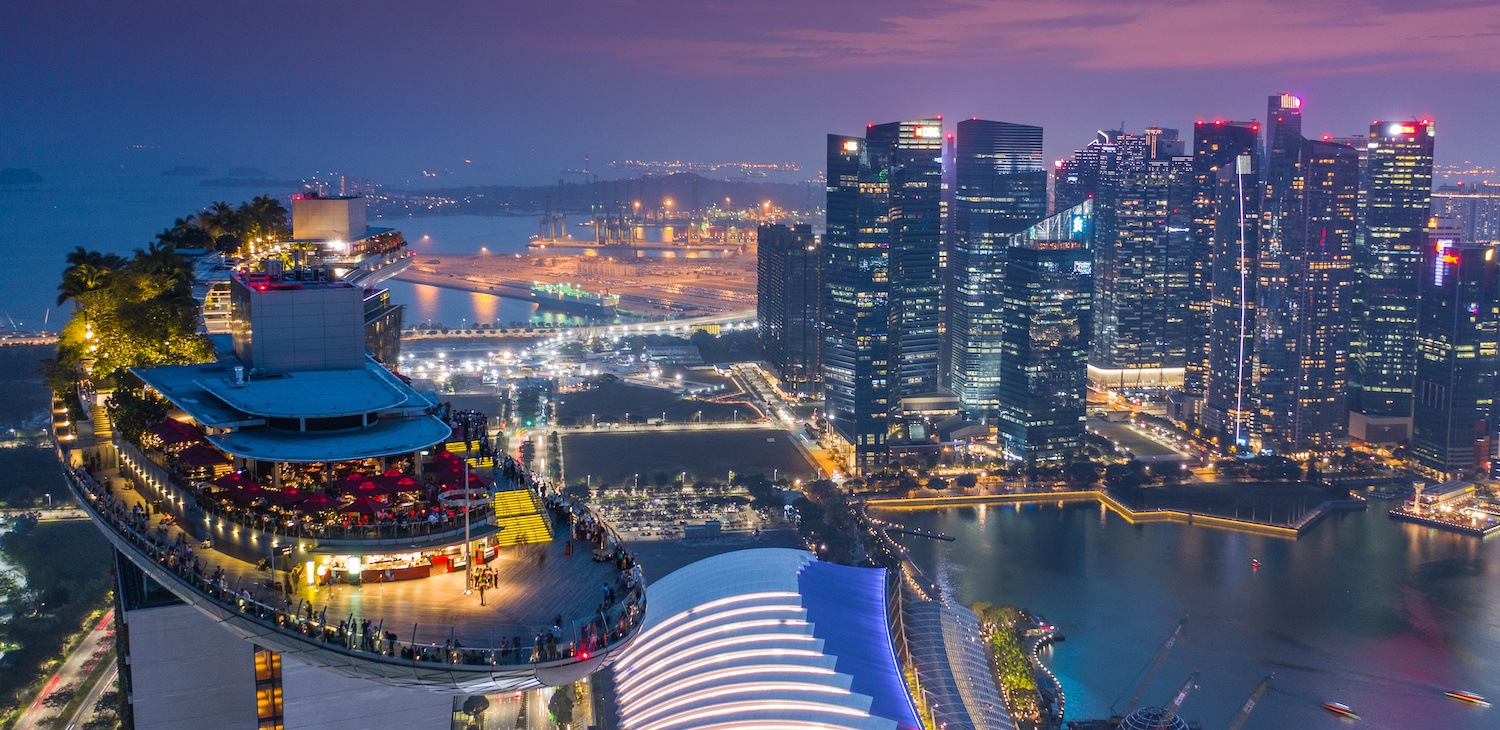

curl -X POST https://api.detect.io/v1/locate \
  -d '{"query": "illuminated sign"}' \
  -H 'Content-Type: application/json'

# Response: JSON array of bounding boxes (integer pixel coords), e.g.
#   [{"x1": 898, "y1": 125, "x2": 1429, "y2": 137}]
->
[
  {"x1": 1435, "y1": 238, "x2": 1455, "y2": 286},
  {"x1": 913, "y1": 126, "x2": 941, "y2": 139},
  {"x1": 1071, "y1": 216, "x2": 1085, "y2": 234},
  {"x1": 842, "y1": 139, "x2": 860, "y2": 153},
  {"x1": 1389, "y1": 123, "x2": 1417, "y2": 136},
  {"x1": 1281, "y1": 93, "x2": 1303, "y2": 109}
]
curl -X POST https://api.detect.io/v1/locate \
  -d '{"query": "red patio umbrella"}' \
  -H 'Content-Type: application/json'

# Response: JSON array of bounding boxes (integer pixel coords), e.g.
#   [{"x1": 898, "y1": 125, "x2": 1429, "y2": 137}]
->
[
  {"x1": 211, "y1": 472, "x2": 255, "y2": 490},
  {"x1": 150, "y1": 419, "x2": 203, "y2": 447},
  {"x1": 339, "y1": 496, "x2": 384, "y2": 516},
  {"x1": 177, "y1": 443, "x2": 230, "y2": 469},
  {"x1": 296, "y1": 493, "x2": 340, "y2": 512},
  {"x1": 223, "y1": 485, "x2": 267, "y2": 504},
  {"x1": 262, "y1": 488, "x2": 310, "y2": 506}
]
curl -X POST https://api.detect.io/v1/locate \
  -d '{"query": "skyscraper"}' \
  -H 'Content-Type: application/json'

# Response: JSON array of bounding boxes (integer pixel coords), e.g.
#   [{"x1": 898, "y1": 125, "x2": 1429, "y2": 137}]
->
[
  {"x1": 873, "y1": 119, "x2": 946, "y2": 409},
  {"x1": 1184, "y1": 120, "x2": 1260, "y2": 403},
  {"x1": 1198, "y1": 96, "x2": 1359, "y2": 454},
  {"x1": 1204, "y1": 153, "x2": 1261, "y2": 449},
  {"x1": 822, "y1": 134, "x2": 890, "y2": 472},
  {"x1": 1255, "y1": 137, "x2": 1360, "y2": 452},
  {"x1": 757, "y1": 223, "x2": 821, "y2": 395},
  {"x1": 1349, "y1": 118, "x2": 1435, "y2": 443},
  {"x1": 948, "y1": 119, "x2": 1047, "y2": 418},
  {"x1": 1411, "y1": 224, "x2": 1499, "y2": 475},
  {"x1": 995, "y1": 201, "x2": 1094, "y2": 463},
  {"x1": 1063, "y1": 128, "x2": 1193, "y2": 387}
]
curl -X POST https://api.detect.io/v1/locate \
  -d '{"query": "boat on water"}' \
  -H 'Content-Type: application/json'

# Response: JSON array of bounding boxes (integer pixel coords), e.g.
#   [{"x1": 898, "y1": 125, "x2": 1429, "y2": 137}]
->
[
  {"x1": 1251, "y1": 559, "x2": 1261, "y2": 570},
  {"x1": 1445, "y1": 690, "x2": 1489, "y2": 706},
  {"x1": 529, "y1": 282, "x2": 619, "y2": 316},
  {"x1": 1322, "y1": 702, "x2": 1360, "y2": 719}
]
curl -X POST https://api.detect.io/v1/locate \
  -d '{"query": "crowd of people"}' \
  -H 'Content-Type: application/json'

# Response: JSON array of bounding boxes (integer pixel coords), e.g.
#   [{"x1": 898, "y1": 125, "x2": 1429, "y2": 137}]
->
[{"x1": 69, "y1": 448, "x2": 646, "y2": 669}]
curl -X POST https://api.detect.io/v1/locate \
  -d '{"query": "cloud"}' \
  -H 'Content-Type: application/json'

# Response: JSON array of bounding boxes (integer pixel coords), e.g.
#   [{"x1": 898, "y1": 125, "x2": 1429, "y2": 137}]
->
[{"x1": 549, "y1": 0, "x2": 1500, "y2": 76}]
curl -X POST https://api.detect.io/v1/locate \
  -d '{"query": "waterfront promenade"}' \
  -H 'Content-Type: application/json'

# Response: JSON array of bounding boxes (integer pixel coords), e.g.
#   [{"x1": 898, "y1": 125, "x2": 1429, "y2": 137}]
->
[{"x1": 866, "y1": 488, "x2": 1366, "y2": 539}]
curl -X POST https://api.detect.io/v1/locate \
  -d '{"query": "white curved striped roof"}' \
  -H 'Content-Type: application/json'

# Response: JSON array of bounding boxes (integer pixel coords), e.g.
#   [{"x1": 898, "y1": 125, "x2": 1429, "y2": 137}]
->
[{"x1": 612, "y1": 548, "x2": 919, "y2": 730}]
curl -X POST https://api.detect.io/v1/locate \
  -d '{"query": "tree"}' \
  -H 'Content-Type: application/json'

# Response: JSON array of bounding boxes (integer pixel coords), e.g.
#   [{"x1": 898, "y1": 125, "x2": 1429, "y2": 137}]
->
[
  {"x1": 106, "y1": 382, "x2": 169, "y2": 445},
  {"x1": 461, "y1": 694, "x2": 490, "y2": 728},
  {"x1": 548, "y1": 685, "x2": 575, "y2": 726},
  {"x1": 1065, "y1": 458, "x2": 1102, "y2": 488}
]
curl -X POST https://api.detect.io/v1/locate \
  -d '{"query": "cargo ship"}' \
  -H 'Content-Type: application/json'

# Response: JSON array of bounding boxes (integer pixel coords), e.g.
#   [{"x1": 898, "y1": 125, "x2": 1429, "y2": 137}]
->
[{"x1": 529, "y1": 282, "x2": 619, "y2": 316}]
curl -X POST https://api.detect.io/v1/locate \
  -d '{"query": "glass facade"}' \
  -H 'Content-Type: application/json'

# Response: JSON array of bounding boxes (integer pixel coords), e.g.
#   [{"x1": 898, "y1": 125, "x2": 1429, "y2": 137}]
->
[
  {"x1": 823, "y1": 133, "x2": 891, "y2": 472},
  {"x1": 995, "y1": 202, "x2": 1094, "y2": 463},
  {"x1": 757, "y1": 223, "x2": 821, "y2": 394},
  {"x1": 1411, "y1": 228, "x2": 1499, "y2": 475},
  {"x1": 1186, "y1": 120, "x2": 1260, "y2": 397},
  {"x1": 1350, "y1": 119, "x2": 1436, "y2": 422},
  {"x1": 948, "y1": 119, "x2": 1047, "y2": 417},
  {"x1": 872, "y1": 120, "x2": 946, "y2": 409}
]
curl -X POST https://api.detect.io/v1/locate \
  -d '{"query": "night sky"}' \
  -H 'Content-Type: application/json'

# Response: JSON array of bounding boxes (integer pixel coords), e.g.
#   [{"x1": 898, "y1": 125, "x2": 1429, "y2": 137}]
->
[{"x1": 4, "y1": 0, "x2": 1497, "y2": 186}]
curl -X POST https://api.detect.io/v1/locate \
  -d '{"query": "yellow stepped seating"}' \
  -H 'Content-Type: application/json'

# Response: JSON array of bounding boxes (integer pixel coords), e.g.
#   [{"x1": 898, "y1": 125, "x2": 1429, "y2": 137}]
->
[
  {"x1": 466, "y1": 456, "x2": 495, "y2": 469},
  {"x1": 445, "y1": 440, "x2": 480, "y2": 454},
  {"x1": 494, "y1": 513, "x2": 552, "y2": 545},
  {"x1": 491, "y1": 489, "x2": 538, "y2": 519}
]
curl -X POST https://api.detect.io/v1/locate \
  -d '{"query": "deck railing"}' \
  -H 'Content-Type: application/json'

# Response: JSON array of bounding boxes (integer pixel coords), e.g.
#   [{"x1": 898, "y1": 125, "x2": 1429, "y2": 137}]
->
[{"x1": 65, "y1": 464, "x2": 645, "y2": 670}]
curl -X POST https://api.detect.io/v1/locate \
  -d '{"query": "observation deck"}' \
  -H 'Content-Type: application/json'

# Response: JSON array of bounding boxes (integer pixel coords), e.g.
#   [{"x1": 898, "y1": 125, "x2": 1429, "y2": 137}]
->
[{"x1": 62, "y1": 440, "x2": 645, "y2": 693}]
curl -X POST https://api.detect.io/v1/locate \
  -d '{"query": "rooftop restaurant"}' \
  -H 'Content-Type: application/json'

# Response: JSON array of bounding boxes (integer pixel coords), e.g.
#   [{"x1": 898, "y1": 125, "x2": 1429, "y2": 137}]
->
[{"x1": 62, "y1": 263, "x2": 647, "y2": 691}]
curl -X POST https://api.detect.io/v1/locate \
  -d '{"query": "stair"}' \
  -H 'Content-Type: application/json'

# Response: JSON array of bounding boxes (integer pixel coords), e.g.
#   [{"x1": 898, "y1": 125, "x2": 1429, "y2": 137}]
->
[{"x1": 489, "y1": 487, "x2": 553, "y2": 545}]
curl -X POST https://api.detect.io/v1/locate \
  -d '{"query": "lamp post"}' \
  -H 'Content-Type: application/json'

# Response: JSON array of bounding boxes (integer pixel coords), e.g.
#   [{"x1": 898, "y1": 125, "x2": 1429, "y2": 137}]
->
[{"x1": 463, "y1": 459, "x2": 473, "y2": 593}]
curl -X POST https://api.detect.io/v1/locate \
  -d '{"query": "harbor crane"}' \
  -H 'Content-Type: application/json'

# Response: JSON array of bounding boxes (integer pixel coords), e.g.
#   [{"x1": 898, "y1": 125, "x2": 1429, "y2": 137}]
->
[
  {"x1": 1153, "y1": 671, "x2": 1200, "y2": 729},
  {"x1": 1225, "y1": 675, "x2": 1274, "y2": 730},
  {"x1": 1113, "y1": 618, "x2": 1188, "y2": 719}
]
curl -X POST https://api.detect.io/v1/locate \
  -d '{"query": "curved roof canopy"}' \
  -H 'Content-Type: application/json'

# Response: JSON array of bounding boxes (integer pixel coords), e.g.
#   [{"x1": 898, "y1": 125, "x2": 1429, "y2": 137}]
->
[{"x1": 613, "y1": 548, "x2": 921, "y2": 730}]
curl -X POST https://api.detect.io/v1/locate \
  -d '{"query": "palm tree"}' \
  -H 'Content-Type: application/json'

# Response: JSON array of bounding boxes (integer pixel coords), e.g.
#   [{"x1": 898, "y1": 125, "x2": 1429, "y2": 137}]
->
[
  {"x1": 64, "y1": 246, "x2": 127, "y2": 271},
  {"x1": 56, "y1": 263, "x2": 111, "y2": 306}
]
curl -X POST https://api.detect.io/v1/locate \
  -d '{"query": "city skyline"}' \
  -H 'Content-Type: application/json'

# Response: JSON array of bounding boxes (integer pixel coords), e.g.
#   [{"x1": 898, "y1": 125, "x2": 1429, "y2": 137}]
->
[{"x1": 4, "y1": 1, "x2": 1500, "y2": 186}]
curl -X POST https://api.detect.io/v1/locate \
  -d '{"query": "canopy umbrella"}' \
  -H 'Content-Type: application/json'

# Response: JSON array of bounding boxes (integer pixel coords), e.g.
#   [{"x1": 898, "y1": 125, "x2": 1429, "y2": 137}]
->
[
  {"x1": 337, "y1": 476, "x2": 400, "y2": 497},
  {"x1": 177, "y1": 443, "x2": 230, "y2": 469},
  {"x1": 437, "y1": 470, "x2": 493, "y2": 490},
  {"x1": 211, "y1": 471, "x2": 255, "y2": 490},
  {"x1": 223, "y1": 485, "x2": 268, "y2": 504},
  {"x1": 262, "y1": 488, "x2": 310, "y2": 506},
  {"x1": 339, "y1": 496, "x2": 384, "y2": 516},
  {"x1": 296, "y1": 493, "x2": 340, "y2": 512},
  {"x1": 150, "y1": 419, "x2": 203, "y2": 447}
]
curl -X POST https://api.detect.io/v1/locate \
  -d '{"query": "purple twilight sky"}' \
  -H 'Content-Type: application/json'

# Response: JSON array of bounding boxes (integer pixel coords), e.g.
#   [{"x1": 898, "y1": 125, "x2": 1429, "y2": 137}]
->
[{"x1": 4, "y1": 0, "x2": 1497, "y2": 186}]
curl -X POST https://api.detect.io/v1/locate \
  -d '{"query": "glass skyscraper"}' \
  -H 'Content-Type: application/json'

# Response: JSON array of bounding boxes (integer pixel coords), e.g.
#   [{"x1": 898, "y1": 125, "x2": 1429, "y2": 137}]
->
[
  {"x1": 1185, "y1": 120, "x2": 1260, "y2": 400},
  {"x1": 872, "y1": 120, "x2": 946, "y2": 410},
  {"x1": 1059, "y1": 129, "x2": 1193, "y2": 385},
  {"x1": 995, "y1": 202, "x2": 1094, "y2": 463},
  {"x1": 1349, "y1": 119, "x2": 1435, "y2": 442},
  {"x1": 823, "y1": 134, "x2": 890, "y2": 472},
  {"x1": 948, "y1": 119, "x2": 1047, "y2": 418},
  {"x1": 757, "y1": 223, "x2": 821, "y2": 395},
  {"x1": 1411, "y1": 225, "x2": 1499, "y2": 475},
  {"x1": 1255, "y1": 136, "x2": 1360, "y2": 452}
]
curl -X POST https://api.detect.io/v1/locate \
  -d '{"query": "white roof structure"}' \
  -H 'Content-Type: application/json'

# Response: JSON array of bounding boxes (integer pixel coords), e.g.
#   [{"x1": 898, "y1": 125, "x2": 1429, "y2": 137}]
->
[{"x1": 612, "y1": 548, "x2": 922, "y2": 730}]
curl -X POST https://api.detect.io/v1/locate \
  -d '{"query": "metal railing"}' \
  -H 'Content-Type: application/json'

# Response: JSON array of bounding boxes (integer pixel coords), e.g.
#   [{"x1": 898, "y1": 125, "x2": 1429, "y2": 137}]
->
[
  {"x1": 119, "y1": 441, "x2": 502, "y2": 546},
  {"x1": 66, "y1": 465, "x2": 646, "y2": 670}
]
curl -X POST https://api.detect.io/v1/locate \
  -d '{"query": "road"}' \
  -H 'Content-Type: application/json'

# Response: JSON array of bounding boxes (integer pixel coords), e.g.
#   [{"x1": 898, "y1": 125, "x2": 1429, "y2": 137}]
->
[
  {"x1": 64, "y1": 659, "x2": 117, "y2": 730},
  {"x1": 13, "y1": 610, "x2": 115, "y2": 730},
  {"x1": 728, "y1": 363, "x2": 843, "y2": 479}
]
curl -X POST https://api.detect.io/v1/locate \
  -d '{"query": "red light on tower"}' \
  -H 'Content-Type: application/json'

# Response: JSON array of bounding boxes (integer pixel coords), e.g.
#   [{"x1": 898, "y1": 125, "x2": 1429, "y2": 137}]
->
[
  {"x1": 935, "y1": 114, "x2": 942, "y2": 121},
  {"x1": 1251, "y1": 124, "x2": 1260, "y2": 131},
  {"x1": 1196, "y1": 119, "x2": 1205, "y2": 125},
  {"x1": 1214, "y1": 119, "x2": 1223, "y2": 125},
  {"x1": 1322, "y1": 134, "x2": 1331, "y2": 141}
]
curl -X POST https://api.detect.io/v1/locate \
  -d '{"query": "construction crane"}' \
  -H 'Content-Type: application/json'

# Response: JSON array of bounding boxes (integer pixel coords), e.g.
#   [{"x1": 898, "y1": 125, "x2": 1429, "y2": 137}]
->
[
  {"x1": 1226, "y1": 675, "x2": 1274, "y2": 730},
  {"x1": 1153, "y1": 671, "x2": 1200, "y2": 729},
  {"x1": 1113, "y1": 618, "x2": 1188, "y2": 719}
]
